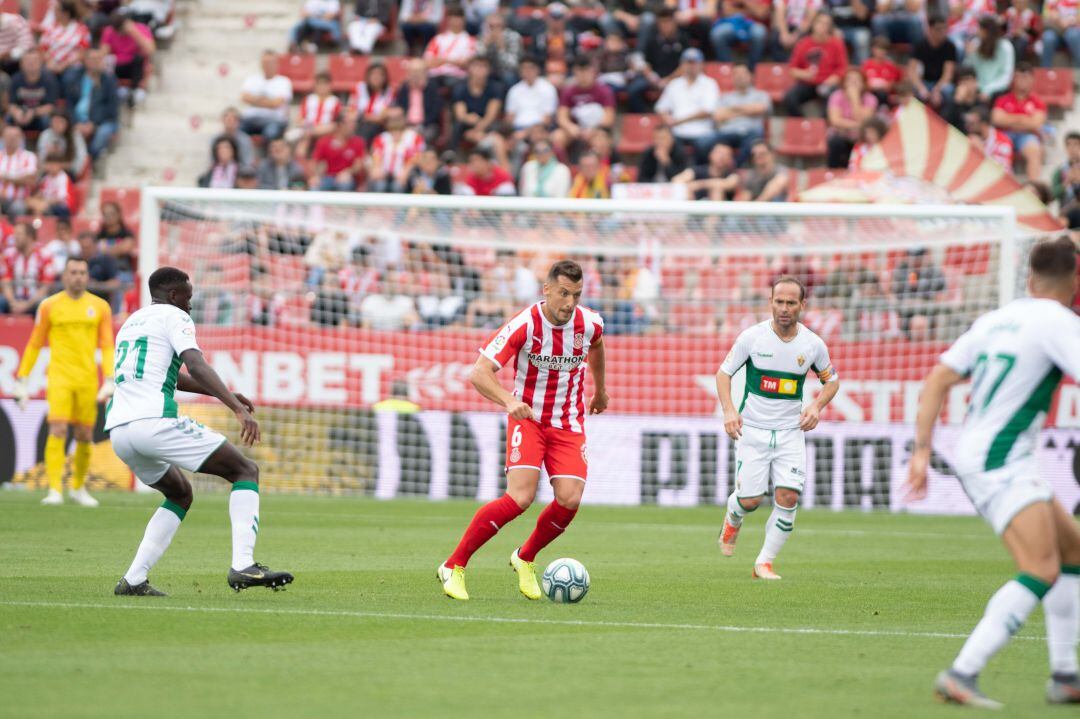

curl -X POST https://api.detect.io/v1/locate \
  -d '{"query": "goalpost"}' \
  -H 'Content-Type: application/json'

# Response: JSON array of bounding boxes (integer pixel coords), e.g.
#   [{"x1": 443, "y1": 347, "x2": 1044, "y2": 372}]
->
[{"x1": 137, "y1": 188, "x2": 1075, "y2": 515}]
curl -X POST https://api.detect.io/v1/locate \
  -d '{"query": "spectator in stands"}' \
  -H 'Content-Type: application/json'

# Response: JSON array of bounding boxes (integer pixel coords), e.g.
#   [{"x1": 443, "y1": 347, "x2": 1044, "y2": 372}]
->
[
  {"x1": 347, "y1": 0, "x2": 393, "y2": 54},
  {"x1": 505, "y1": 56, "x2": 558, "y2": 138},
  {"x1": 215, "y1": 107, "x2": 255, "y2": 168},
  {"x1": 368, "y1": 106, "x2": 425, "y2": 193},
  {"x1": 466, "y1": 271, "x2": 513, "y2": 329},
  {"x1": 0, "y1": 125, "x2": 37, "y2": 217},
  {"x1": 451, "y1": 56, "x2": 503, "y2": 156},
  {"x1": 600, "y1": 0, "x2": 659, "y2": 50},
  {"x1": 818, "y1": 251, "x2": 886, "y2": 336},
  {"x1": 72, "y1": 47, "x2": 119, "y2": 161},
  {"x1": 826, "y1": 67, "x2": 878, "y2": 168},
  {"x1": 555, "y1": 57, "x2": 616, "y2": 161},
  {"x1": 771, "y1": 0, "x2": 822, "y2": 62},
  {"x1": 655, "y1": 48, "x2": 719, "y2": 162},
  {"x1": 311, "y1": 271, "x2": 350, "y2": 328},
  {"x1": 463, "y1": 0, "x2": 500, "y2": 36},
  {"x1": 909, "y1": 15, "x2": 957, "y2": 107},
  {"x1": 941, "y1": 65, "x2": 979, "y2": 128},
  {"x1": 8, "y1": 50, "x2": 60, "y2": 134},
  {"x1": 673, "y1": 142, "x2": 740, "y2": 200},
  {"x1": 189, "y1": 265, "x2": 237, "y2": 326},
  {"x1": 0, "y1": 12, "x2": 34, "y2": 77},
  {"x1": 590, "y1": 128, "x2": 626, "y2": 181},
  {"x1": 626, "y1": 9, "x2": 687, "y2": 113},
  {"x1": 745, "y1": 140, "x2": 790, "y2": 201},
  {"x1": 710, "y1": 63, "x2": 771, "y2": 167},
  {"x1": 529, "y1": 3, "x2": 579, "y2": 65},
  {"x1": 198, "y1": 137, "x2": 240, "y2": 189},
  {"x1": 456, "y1": 146, "x2": 515, "y2": 196},
  {"x1": 568, "y1": 150, "x2": 611, "y2": 199},
  {"x1": 595, "y1": 30, "x2": 634, "y2": 94},
  {"x1": 0, "y1": 222, "x2": 51, "y2": 315},
  {"x1": 239, "y1": 50, "x2": 293, "y2": 142},
  {"x1": 991, "y1": 62, "x2": 1046, "y2": 179},
  {"x1": 303, "y1": 229, "x2": 350, "y2": 288},
  {"x1": 311, "y1": 107, "x2": 367, "y2": 191},
  {"x1": 825, "y1": 0, "x2": 872, "y2": 64},
  {"x1": 519, "y1": 139, "x2": 572, "y2": 197},
  {"x1": 289, "y1": 0, "x2": 343, "y2": 52},
  {"x1": 236, "y1": 165, "x2": 258, "y2": 189},
  {"x1": 75, "y1": 230, "x2": 120, "y2": 307},
  {"x1": 1052, "y1": 131, "x2": 1080, "y2": 230},
  {"x1": 476, "y1": 11, "x2": 522, "y2": 88},
  {"x1": 399, "y1": 0, "x2": 445, "y2": 55},
  {"x1": 968, "y1": 16, "x2": 1015, "y2": 103},
  {"x1": 776, "y1": 255, "x2": 819, "y2": 297},
  {"x1": 966, "y1": 105, "x2": 1014, "y2": 171},
  {"x1": 637, "y1": 125, "x2": 688, "y2": 183},
  {"x1": 359, "y1": 268, "x2": 420, "y2": 330},
  {"x1": 848, "y1": 115, "x2": 887, "y2": 169},
  {"x1": 1005, "y1": 0, "x2": 1040, "y2": 62},
  {"x1": 295, "y1": 71, "x2": 341, "y2": 158},
  {"x1": 349, "y1": 62, "x2": 393, "y2": 143},
  {"x1": 102, "y1": 9, "x2": 155, "y2": 106},
  {"x1": 784, "y1": 12, "x2": 848, "y2": 116},
  {"x1": 891, "y1": 246, "x2": 945, "y2": 338},
  {"x1": 424, "y1": 7, "x2": 476, "y2": 87},
  {"x1": 711, "y1": 0, "x2": 770, "y2": 70},
  {"x1": 339, "y1": 244, "x2": 377, "y2": 317},
  {"x1": 98, "y1": 200, "x2": 135, "y2": 288},
  {"x1": 417, "y1": 267, "x2": 465, "y2": 327},
  {"x1": 404, "y1": 148, "x2": 452, "y2": 194},
  {"x1": 393, "y1": 58, "x2": 443, "y2": 145},
  {"x1": 863, "y1": 37, "x2": 902, "y2": 104},
  {"x1": 37, "y1": 110, "x2": 87, "y2": 178},
  {"x1": 40, "y1": 1, "x2": 90, "y2": 99},
  {"x1": 27, "y1": 153, "x2": 74, "y2": 218},
  {"x1": 946, "y1": 0, "x2": 993, "y2": 61},
  {"x1": 44, "y1": 218, "x2": 77, "y2": 276},
  {"x1": 257, "y1": 137, "x2": 306, "y2": 190},
  {"x1": 1041, "y1": 0, "x2": 1080, "y2": 67},
  {"x1": 872, "y1": 0, "x2": 925, "y2": 46}
]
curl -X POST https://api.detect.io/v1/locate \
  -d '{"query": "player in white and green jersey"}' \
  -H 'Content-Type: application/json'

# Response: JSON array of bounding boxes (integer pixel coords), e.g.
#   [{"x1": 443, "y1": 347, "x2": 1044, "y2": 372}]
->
[
  {"x1": 107, "y1": 267, "x2": 293, "y2": 596},
  {"x1": 715, "y1": 276, "x2": 840, "y2": 580},
  {"x1": 908, "y1": 237, "x2": 1080, "y2": 709}
]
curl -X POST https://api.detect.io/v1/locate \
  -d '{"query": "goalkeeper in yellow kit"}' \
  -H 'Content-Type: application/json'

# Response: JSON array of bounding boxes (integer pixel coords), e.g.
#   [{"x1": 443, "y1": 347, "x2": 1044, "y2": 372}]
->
[{"x1": 13, "y1": 256, "x2": 115, "y2": 506}]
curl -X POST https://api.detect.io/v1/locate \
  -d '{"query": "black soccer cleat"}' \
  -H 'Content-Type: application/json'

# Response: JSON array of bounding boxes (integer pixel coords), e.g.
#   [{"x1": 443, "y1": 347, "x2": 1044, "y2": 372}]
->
[
  {"x1": 114, "y1": 578, "x2": 167, "y2": 597},
  {"x1": 227, "y1": 563, "x2": 294, "y2": 592}
]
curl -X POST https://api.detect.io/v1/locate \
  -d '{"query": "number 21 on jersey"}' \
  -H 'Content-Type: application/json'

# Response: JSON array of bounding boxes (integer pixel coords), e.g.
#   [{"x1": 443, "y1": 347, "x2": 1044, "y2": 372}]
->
[{"x1": 115, "y1": 336, "x2": 149, "y2": 384}]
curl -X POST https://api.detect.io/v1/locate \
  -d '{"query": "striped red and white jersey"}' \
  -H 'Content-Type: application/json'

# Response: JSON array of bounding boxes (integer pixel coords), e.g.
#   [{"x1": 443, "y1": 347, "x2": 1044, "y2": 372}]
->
[
  {"x1": 39, "y1": 20, "x2": 91, "y2": 68},
  {"x1": 479, "y1": 302, "x2": 604, "y2": 434},
  {"x1": 299, "y1": 93, "x2": 341, "y2": 128},
  {"x1": 2, "y1": 246, "x2": 54, "y2": 300},
  {"x1": 983, "y1": 128, "x2": 1014, "y2": 172},
  {"x1": 349, "y1": 81, "x2": 395, "y2": 118},
  {"x1": 1045, "y1": 0, "x2": 1079, "y2": 22},
  {"x1": 39, "y1": 170, "x2": 72, "y2": 204},
  {"x1": 371, "y1": 128, "x2": 425, "y2": 177},
  {"x1": 423, "y1": 31, "x2": 477, "y2": 78},
  {"x1": 0, "y1": 149, "x2": 37, "y2": 201}
]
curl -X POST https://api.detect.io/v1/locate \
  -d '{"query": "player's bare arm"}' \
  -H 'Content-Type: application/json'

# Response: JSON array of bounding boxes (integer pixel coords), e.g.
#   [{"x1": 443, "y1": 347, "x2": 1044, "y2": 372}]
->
[
  {"x1": 180, "y1": 348, "x2": 260, "y2": 446},
  {"x1": 799, "y1": 378, "x2": 839, "y2": 432},
  {"x1": 177, "y1": 371, "x2": 255, "y2": 414},
  {"x1": 469, "y1": 355, "x2": 532, "y2": 420},
  {"x1": 715, "y1": 370, "x2": 742, "y2": 440},
  {"x1": 587, "y1": 337, "x2": 608, "y2": 415},
  {"x1": 905, "y1": 363, "x2": 965, "y2": 500}
]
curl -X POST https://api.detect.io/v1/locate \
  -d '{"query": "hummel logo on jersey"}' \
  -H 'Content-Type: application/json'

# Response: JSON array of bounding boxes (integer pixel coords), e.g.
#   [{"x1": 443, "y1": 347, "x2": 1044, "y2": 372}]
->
[
  {"x1": 753, "y1": 352, "x2": 774, "y2": 358},
  {"x1": 528, "y1": 353, "x2": 585, "y2": 371},
  {"x1": 760, "y1": 376, "x2": 798, "y2": 395}
]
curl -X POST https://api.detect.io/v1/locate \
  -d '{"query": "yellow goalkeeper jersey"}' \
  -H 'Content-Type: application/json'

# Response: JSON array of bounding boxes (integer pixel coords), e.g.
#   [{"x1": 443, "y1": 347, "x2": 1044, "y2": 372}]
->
[{"x1": 17, "y1": 291, "x2": 115, "y2": 386}]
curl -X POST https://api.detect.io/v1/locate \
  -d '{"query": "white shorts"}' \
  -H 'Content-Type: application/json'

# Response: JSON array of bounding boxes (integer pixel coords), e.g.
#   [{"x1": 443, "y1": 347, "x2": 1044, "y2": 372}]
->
[
  {"x1": 733, "y1": 425, "x2": 806, "y2": 499},
  {"x1": 109, "y1": 416, "x2": 227, "y2": 486},
  {"x1": 958, "y1": 457, "x2": 1053, "y2": 535}
]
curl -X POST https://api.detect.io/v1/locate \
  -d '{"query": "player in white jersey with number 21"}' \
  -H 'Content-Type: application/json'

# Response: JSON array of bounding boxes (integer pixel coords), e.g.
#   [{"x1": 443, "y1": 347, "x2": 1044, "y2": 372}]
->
[
  {"x1": 106, "y1": 267, "x2": 294, "y2": 596},
  {"x1": 908, "y1": 237, "x2": 1080, "y2": 709},
  {"x1": 715, "y1": 276, "x2": 840, "y2": 580}
]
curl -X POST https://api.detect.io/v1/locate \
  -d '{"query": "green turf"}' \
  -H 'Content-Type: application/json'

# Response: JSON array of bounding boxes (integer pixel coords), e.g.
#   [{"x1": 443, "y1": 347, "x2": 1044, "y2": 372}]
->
[{"x1": 0, "y1": 490, "x2": 1060, "y2": 718}]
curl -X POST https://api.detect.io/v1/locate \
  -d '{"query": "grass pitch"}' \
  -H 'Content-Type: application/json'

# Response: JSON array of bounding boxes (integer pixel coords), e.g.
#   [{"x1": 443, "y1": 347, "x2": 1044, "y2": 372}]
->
[{"x1": 0, "y1": 491, "x2": 1060, "y2": 718}]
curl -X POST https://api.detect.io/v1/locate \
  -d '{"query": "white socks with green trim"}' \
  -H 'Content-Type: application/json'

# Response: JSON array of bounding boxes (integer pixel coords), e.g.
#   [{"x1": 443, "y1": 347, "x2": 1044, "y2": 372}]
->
[
  {"x1": 1045, "y1": 571, "x2": 1080, "y2": 677},
  {"x1": 953, "y1": 574, "x2": 1051, "y2": 677},
  {"x1": 229, "y1": 483, "x2": 260, "y2": 571},
  {"x1": 725, "y1": 493, "x2": 753, "y2": 527},
  {"x1": 123, "y1": 501, "x2": 185, "y2": 585},
  {"x1": 755, "y1": 503, "x2": 796, "y2": 565}
]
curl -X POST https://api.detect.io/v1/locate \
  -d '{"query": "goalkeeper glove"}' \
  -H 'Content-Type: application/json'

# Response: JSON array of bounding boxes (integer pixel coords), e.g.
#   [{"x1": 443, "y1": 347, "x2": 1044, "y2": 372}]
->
[
  {"x1": 96, "y1": 378, "x2": 115, "y2": 404},
  {"x1": 13, "y1": 377, "x2": 28, "y2": 410}
]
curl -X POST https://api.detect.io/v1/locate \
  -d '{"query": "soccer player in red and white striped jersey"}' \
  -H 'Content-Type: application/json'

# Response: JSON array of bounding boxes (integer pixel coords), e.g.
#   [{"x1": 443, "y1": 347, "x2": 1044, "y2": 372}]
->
[{"x1": 438, "y1": 260, "x2": 608, "y2": 601}]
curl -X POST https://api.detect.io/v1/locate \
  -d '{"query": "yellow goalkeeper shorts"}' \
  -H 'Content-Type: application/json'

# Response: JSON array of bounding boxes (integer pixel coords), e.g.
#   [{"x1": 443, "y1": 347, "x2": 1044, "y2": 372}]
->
[{"x1": 47, "y1": 382, "x2": 99, "y2": 427}]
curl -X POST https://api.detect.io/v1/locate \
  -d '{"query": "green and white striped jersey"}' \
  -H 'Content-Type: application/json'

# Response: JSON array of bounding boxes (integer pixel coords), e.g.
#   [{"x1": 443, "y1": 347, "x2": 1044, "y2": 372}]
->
[
  {"x1": 941, "y1": 297, "x2": 1080, "y2": 475},
  {"x1": 104, "y1": 304, "x2": 200, "y2": 431},
  {"x1": 719, "y1": 320, "x2": 837, "y2": 430}
]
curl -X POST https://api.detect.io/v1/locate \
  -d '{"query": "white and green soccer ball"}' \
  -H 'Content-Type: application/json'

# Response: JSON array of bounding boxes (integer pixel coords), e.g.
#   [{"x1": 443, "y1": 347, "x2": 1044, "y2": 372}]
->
[{"x1": 542, "y1": 558, "x2": 590, "y2": 604}]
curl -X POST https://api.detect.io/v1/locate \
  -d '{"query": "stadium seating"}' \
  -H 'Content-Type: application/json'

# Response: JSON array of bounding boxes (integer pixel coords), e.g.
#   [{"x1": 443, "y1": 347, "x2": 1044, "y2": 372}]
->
[
  {"x1": 329, "y1": 54, "x2": 368, "y2": 94},
  {"x1": 753, "y1": 63, "x2": 794, "y2": 103},
  {"x1": 383, "y1": 56, "x2": 411, "y2": 87},
  {"x1": 616, "y1": 114, "x2": 661, "y2": 156},
  {"x1": 278, "y1": 53, "x2": 317, "y2": 95},
  {"x1": 774, "y1": 118, "x2": 828, "y2": 159},
  {"x1": 1033, "y1": 68, "x2": 1076, "y2": 110},
  {"x1": 98, "y1": 187, "x2": 141, "y2": 227},
  {"x1": 704, "y1": 62, "x2": 735, "y2": 92}
]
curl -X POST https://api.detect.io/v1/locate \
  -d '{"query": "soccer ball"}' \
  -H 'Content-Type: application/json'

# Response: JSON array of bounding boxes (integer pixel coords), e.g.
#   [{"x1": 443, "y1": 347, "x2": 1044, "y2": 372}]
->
[{"x1": 542, "y1": 558, "x2": 590, "y2": 603}]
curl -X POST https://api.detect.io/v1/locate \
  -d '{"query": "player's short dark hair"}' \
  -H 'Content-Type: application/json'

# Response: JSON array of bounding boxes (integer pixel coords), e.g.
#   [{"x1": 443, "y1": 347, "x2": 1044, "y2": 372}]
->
[
  {"x1": 547, "y1": 259, "x2": 584, "y2": 284},
  {"x1": 148, "y1": 266, "x2": 190, "y2": 295},
  {"x1": 64, "y1": 255, "x2": 88, "y2": 268},
  {"x1": 1028, "y1": 236, "x2": 1077, "y2": 281},
  {"x1": 1066, "y1": 131, "x2": 1080, "y2": 144},
  {"x1": 771, "y1": 275, "x2": 806, "y2": 301}
]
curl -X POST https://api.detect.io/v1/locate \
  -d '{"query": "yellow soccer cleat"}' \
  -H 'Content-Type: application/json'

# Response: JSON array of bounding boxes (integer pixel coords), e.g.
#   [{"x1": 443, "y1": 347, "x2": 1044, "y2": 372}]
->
[
  {"x1": 437, "y1": 563, "x2": 469, "y2": 601},
  {"x1": 510, "y1": 549, "x2": 542, "y2": 600}
]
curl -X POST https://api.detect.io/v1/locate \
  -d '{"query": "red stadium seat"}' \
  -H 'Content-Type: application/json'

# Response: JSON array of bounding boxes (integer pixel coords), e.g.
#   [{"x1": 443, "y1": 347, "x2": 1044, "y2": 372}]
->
[
  {"x1": 616, "y1": 114, "x2": 661, "y2": 155},
  {"x1": 804, "y1": 167, "x2": 845, "y2": 190},
  {"x1": 99, "y1": 187, "x2": 141, "y2": 225},
  {"x1": 72, "y1": 216, "x2": 101, "y2": 237},
  {"x1": 753, "y1": 62, "x2": 794, "y2": 103},
  {"x1": 328, "y1": 54, "x2": 368, "y2": 94},
  {"x1": 1033, "y1": 68, "x2": 1075, "y2": 109},
  {"x1": 704, "y1": 62, "x2": 735, "y2": 92},
  {"x1": 774, "y1": 117, "x2": 827, "y2": 158},
  {"x1": 944, "y1": 243, "x2": 992, "y2": 276},
  {"x1": 383, "y1": 55, "x2": 411, "y2": 87},
  {"x1": 278, "y1": 53, "x2": 317, "y2": 95}
]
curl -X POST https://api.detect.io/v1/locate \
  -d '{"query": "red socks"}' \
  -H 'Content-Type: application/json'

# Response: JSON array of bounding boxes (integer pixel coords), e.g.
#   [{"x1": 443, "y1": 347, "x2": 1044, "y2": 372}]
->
[
  {"x1": 518, "y1": 500, "x2": 578, "y2": 563},
  {"x1": 445, "y1": 493, "x2": 525, "y2": 568}
]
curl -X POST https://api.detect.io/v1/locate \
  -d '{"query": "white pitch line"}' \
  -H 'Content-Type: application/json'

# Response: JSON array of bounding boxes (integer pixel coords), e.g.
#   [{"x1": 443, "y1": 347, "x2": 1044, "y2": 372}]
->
[{"x1": 0, "y1": 600, "x2": 1041, "y2": 642}]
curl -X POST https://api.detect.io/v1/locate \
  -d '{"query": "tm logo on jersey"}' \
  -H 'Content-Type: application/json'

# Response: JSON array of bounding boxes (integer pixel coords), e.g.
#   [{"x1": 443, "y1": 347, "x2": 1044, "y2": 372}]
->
[
  {"x1": 760, "y1": 376, "x2": 798, "y2": 395},
  {"x1": 528, "y1": 353, "x2": 585, "y2": 371}
]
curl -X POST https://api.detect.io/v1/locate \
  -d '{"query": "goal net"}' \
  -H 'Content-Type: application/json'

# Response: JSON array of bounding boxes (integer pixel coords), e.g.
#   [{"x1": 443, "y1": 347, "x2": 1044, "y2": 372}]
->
[{"x1": 137, "y1": 189, "x2": 1077, "y2": 515}]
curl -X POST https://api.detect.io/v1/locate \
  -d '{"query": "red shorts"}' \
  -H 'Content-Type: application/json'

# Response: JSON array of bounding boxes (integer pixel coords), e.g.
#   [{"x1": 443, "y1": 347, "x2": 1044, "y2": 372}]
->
[{"x1": 506, "y1": 417, "x2": 588, "y2": 481}]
